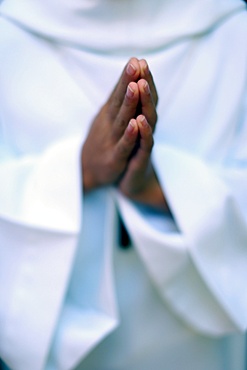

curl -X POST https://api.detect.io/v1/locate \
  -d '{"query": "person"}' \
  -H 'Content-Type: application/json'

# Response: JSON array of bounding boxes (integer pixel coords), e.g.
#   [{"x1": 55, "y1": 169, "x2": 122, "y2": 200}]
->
[{"x1": 0, "y1": 0, "x2": 247, "y2": 369}]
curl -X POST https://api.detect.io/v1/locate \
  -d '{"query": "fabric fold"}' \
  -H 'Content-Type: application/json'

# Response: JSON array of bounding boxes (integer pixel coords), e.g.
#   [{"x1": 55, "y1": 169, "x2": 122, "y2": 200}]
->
[
  {"x1": 0, "y1": 136, "x2": 83, "y2": 233},
  {"x1": 148, "y1": 144, "x2": 247, "y2": 333},
  {"x1": 0, "y1": 220, "x2": 79, "y2": 370},
  {"x1": 0, "y1": 0, "x2": 247, "y2": 368},
  {"x1": 0, "y1": 0, "x2": 245, "y2": 54},
  {"x1": 45, "y1": 189, "x2": 119, "y2": 370}
]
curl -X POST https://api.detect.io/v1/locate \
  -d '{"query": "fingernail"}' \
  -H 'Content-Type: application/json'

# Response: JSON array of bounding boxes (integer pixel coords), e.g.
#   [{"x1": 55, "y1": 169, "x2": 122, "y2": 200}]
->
[
  {"x1": 142, "y1": 60, "x2": 149, "y2": 75},
  {"x1": 127, "y1": 119, "x2": 135, "y2": 132},
  {"x1": 126, "y1": 84, "x2": 134, "y2": 98},
  {"x1": 144, "y1": 81, "x2": 150, "y2": 94},
  {"x1": 127, "y1": 63, "x2": 136, "y2": 76},
  {"x1": 139, "y1": 115, "x2": 148, "y2": 127},
  {"x1": 144, "y1": 62, "x2": 149, "y2": 74}
]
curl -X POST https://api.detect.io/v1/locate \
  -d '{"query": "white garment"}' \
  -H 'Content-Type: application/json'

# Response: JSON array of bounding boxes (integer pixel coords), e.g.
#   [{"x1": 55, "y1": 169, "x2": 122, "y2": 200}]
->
[
  {"x1": 0, "y1": 0, "x2": 244, "y2": 53},
  {"x1": 0, "y1": 0, "x2": 247, "y2": 369}
]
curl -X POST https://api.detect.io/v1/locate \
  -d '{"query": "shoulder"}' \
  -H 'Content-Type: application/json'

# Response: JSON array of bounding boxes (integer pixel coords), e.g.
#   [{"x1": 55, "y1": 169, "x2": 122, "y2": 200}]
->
[
  {"x1": 0, "y1": 16, "x2": 30, "y2": 56},
  {"x1": 212, "y1": 11, "x2": 247, "y2": 58},
  {"x1": 198, "y1": 10, "x2": 247, "y2": 79},
  {"x1": 0, "y1": 16, "x2": 54, "y2": 71}
]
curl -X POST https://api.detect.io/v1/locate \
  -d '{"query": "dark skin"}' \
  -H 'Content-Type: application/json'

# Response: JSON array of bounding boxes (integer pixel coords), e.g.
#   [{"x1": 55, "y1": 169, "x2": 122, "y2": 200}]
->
[{"x1": 82, "y1": 58, "x2": 168, "y2": 211}]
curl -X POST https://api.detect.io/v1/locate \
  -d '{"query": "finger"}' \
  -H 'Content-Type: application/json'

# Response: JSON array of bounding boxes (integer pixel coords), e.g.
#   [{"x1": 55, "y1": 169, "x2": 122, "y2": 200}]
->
[
  {"x1": 137, "y1": 79, "x2": 157, "y2": 132},
  {"x1": 114, "y1": 118, "x2": 139, "y2": 161},
  {"x1": 107, "y1": 57, "x2": 141, "y2": 119},
  {"x1": 139, "y1": 59, "x2": 158, "y2": 106},
  {"x1": 136, "y1": 115, "x2": 154, "y2": 154},
  {"x1": 112, "y1": 81, "x2": 140, "y2": 138},
  {"x1": 128, "y1": 115, "x2": 153, "y2": 172}
]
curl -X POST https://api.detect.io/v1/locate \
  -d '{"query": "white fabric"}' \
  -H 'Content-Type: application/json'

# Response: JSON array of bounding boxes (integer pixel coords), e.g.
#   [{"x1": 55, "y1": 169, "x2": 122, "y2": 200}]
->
[
  {"x1": 0, "y1": 0, "x2": 244, "y2": 53},
  {"x1": 0, "y1": 0, "x2": 247, "y2": 369}
]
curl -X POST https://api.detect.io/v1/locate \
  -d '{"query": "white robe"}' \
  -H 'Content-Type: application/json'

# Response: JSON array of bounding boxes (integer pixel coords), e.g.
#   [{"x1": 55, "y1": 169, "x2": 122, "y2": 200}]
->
[{"x1": 0, "y1": 0, "x2": 247, "y2": 369}]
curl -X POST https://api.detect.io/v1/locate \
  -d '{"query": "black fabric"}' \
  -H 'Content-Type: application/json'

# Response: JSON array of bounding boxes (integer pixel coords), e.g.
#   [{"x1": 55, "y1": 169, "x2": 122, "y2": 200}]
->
[{"x1": 118, "y1": 215, "x2": 131, "y2": 249}]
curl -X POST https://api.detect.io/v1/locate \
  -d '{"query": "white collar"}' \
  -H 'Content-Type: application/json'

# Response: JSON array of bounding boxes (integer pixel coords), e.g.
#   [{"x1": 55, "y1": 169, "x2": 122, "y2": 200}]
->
[{"x1": 0, "y1": 0, "x2": 245, "y2": 54}]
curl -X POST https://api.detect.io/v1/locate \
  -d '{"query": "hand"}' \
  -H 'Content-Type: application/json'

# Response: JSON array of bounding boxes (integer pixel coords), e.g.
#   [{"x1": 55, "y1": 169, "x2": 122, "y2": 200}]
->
[
  {"x1": 118, "y1": 64, "x2": 168, "y2": 211},
  {"x1": 118, "y1": 115, "x2": 168, "y2": 211},
  {"x1": 81, "y1": 58, "x2": 142, "y2": 191},
  {"x1": 81, "y1": 57, "x2": 167, "y2": 210}
]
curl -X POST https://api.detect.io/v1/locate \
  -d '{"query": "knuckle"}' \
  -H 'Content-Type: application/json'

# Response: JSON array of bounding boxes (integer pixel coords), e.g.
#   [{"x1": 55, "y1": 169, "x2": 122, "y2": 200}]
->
[
  {"x1": 116, "y1": 115, "x2": 127, "y2": 132},
  {"x1": 113, "y1": 95, "x2": 123, "y2": 110},
  {"x1": 108, "y1": 96, "x2": 122, "y2": 117},
  {"x1": 103, "y1": 102, "x2": 114, "y2": 121},
  {"x1": 119, "y1": 118, "x2": 126, "y2": 132}
]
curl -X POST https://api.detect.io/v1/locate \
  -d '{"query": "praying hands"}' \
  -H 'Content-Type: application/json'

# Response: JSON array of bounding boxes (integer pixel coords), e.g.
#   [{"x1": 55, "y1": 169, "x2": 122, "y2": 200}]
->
[{"x1": 82, "y1": 57, "x2": 168, "y2": 210}]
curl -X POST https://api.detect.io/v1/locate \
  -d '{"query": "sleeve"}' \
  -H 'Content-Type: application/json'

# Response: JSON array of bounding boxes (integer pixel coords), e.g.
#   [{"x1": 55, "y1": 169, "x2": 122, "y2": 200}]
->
[
  {"x1": 0, "y1": 19, "x2": 118, "y2": 368},
  {"x1": 0, "y1": 131, "x2": 118, "y2": 370},
  {"x1": 116, "y1": 85, "x2": 247, "y2": 338},
  {"x1": 0, "y1": 132, "x2": 84, "y2": 370},
  {"x1": 0, "y1": 17, "x2": 87, "y2": 369}
]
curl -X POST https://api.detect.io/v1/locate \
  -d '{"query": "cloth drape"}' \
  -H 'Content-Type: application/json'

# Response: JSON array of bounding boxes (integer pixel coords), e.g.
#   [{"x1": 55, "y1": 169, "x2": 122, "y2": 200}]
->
[{"x1": 0, "y1": 1, "x2": 247, "y2": 369}]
